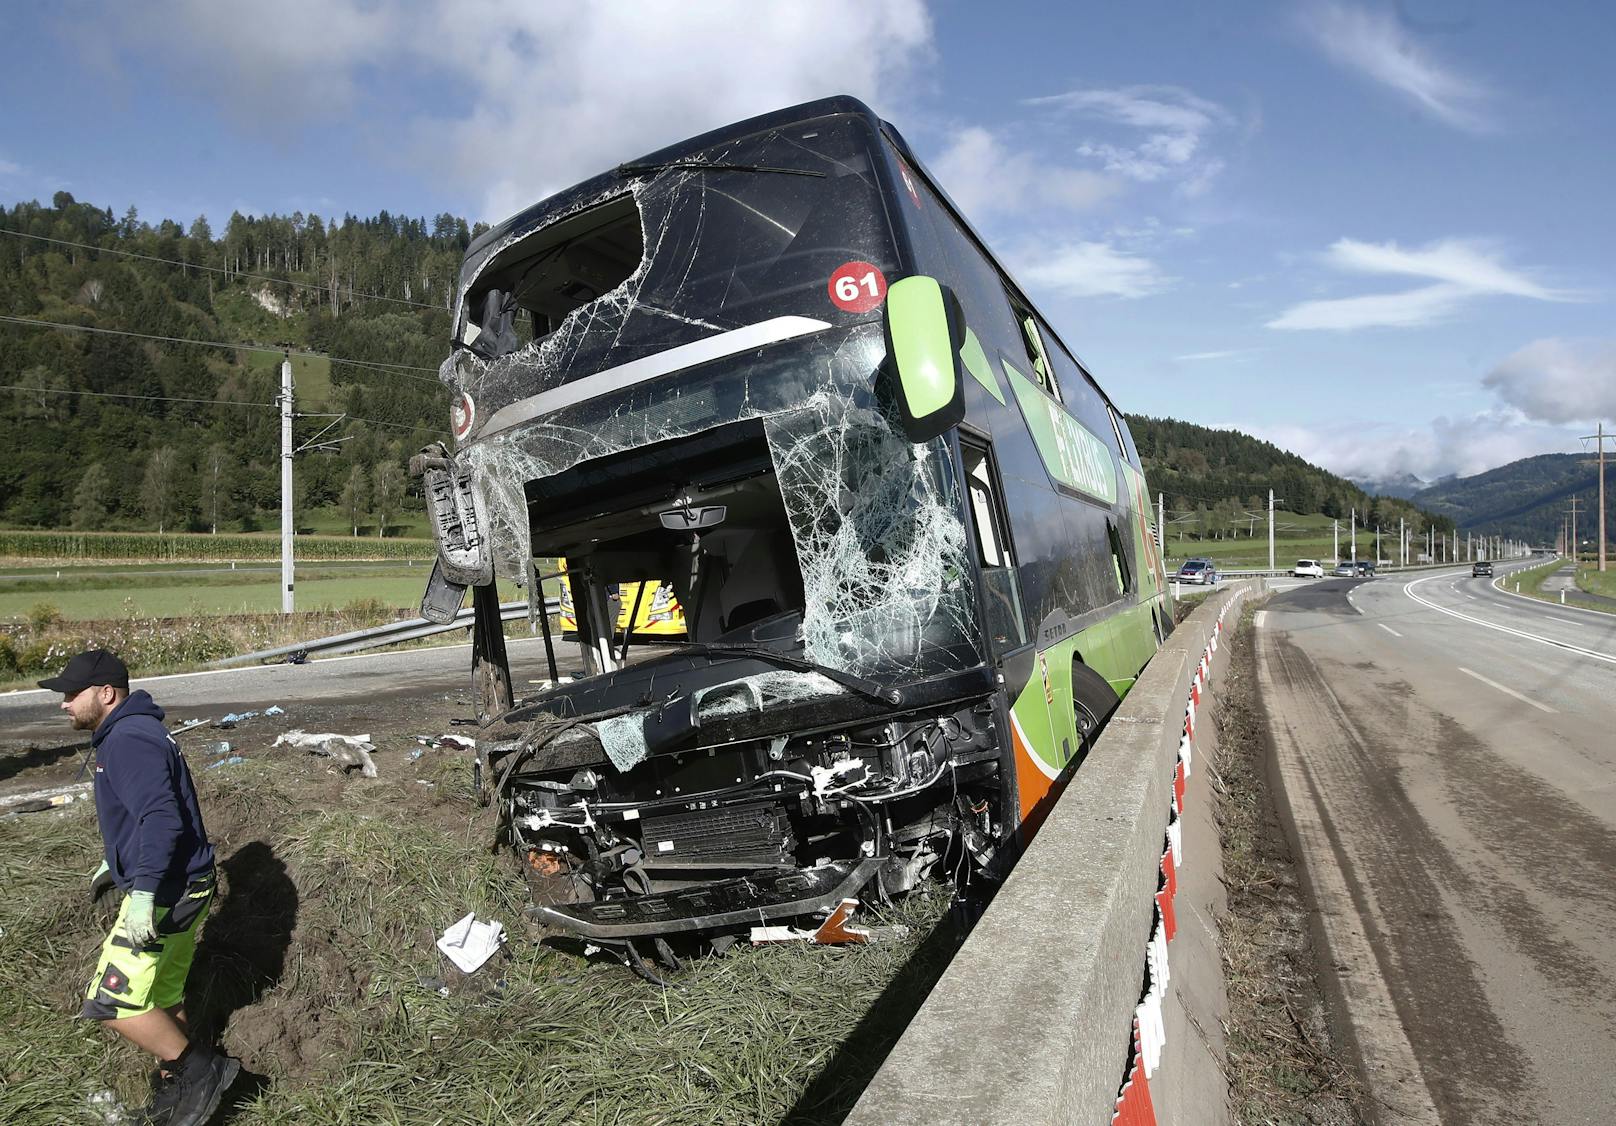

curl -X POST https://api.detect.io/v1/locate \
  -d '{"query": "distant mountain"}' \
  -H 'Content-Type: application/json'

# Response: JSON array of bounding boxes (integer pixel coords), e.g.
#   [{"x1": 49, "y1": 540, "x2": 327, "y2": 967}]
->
[
  {"x1": 1409, "y1": 453, "x2": 1606, "y2": 546},
  {"x1": 1126, "y1": 415, "x2": 1452, "y2": 532},
  {"x1": 1348, "y1": 472, "x2": 1441, "y2": 499}
]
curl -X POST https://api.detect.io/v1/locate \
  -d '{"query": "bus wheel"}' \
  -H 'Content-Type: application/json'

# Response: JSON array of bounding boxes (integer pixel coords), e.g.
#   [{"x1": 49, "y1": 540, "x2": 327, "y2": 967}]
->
[{"x1": 1071, "y1": 660, "x2": 1122, "y2": 756}]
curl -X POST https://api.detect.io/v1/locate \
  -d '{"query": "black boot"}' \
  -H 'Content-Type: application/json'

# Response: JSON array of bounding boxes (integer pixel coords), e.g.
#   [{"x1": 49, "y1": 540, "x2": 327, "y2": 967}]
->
[{"x1": 156, "y1": 1044, "x2": 240, "y2": 1126}]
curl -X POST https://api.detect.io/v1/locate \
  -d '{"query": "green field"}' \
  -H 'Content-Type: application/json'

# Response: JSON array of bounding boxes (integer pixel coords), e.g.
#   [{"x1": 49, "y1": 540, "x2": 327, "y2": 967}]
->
[
  {"x1": 1163, "y1": 511, "x2": 1417, "y2": 570},
  {"x1": 1577, "y1": 566, "x2": 1616, "y2": 600},
  {"x1": 0, "y1": 563, "x2": 529, "y2": 622}
]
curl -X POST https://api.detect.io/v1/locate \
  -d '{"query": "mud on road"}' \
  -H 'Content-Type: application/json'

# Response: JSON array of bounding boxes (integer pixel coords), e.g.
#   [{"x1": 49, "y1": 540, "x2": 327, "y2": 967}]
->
[{"x1": 0, "y1": 686, "x2": 958, "y2": 1126}]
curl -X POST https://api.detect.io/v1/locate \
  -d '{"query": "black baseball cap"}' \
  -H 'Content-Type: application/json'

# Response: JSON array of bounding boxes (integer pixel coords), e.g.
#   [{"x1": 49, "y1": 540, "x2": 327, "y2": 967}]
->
[{"x1": 37, "y1": 649, "x2": 130, "y2": 694}]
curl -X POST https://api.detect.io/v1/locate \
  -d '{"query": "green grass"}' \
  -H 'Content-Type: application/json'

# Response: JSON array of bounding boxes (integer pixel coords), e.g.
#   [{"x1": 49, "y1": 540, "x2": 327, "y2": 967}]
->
[
  {"x1": 1575, "y1": 566, "x2": 1616, "y2": 600},
  {"x1": 0, "y1": 756, "x2": 961, "y2": 1125},
  {"x1": 244, "y1": 349, "x2": 333, "y2": 411},
  {"x1": 1503, "y1": 557, "x2": 1571, "y2": 603},
  {"x1": 0, "y1": 565, "x2": 528, "y2": 622},
  {"x1": 1162, "y1": 511, "x2": 1407, "y2": 571},
  {"x1": 0, "y1": 530, "x2": 433, "y2": 565}
]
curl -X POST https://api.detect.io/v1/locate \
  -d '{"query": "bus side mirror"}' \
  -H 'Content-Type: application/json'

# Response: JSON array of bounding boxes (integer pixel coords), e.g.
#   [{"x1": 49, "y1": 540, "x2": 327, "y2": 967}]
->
[{"x1": 884, "y1": 275, "x2": 967, "y2": 443}]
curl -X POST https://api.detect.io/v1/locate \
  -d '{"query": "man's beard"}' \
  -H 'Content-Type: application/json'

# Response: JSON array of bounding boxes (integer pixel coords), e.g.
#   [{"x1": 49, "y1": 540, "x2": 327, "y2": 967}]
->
[{"x1": 70, "y1": 709, "x2": 99, "y2": 731}]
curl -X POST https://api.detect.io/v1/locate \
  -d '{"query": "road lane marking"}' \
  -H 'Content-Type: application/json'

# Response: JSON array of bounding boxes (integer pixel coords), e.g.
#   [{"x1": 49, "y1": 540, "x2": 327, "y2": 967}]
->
[
  {"x1": 1254, "y1": 611, "x2": 1268, "y2": 628},
  {"x1": 1378, "y1": 624, "x2": 1403, "y2": 638},
  {"x1": 1404, "y1": 574, "x2": 1616, "y2": 666},
  {"x1": 1545, "y1": 615, "x2": 1582, "y2": 625},
  {"x1": 1457, "y1": 666, "x2": 1557, "y2": 713}
]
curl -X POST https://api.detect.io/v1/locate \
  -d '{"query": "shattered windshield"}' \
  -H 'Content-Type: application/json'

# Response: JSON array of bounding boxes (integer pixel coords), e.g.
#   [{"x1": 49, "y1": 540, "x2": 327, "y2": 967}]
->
[{"x1": 449, "y1": 112, "x2": 899, "y2": 423}]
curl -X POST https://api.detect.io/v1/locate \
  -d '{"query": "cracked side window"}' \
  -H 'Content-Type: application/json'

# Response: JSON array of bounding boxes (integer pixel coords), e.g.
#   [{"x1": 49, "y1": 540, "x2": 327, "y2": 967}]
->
[{"x1": 962, "y1": 438, "x2": 1026, "y2": 655}]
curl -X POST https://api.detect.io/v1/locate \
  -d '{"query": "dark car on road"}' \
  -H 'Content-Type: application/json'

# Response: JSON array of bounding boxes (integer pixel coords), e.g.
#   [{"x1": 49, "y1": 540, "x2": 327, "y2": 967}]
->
[
  {"x1": 1175, "y1": 558, "x2": 1218, "y2": 585},
  {"x1": 1473, "y1": 561, "x2": 1493, "y2": 577}
]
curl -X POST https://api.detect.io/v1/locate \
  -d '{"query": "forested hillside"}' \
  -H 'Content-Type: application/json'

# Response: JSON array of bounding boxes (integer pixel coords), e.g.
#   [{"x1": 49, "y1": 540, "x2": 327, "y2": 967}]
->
[
  {"x1": 1126, "y1": 415, "x2": 1454, "y2": 538},
  {"x1": 1410, "y1": 452, "x2": 1602, "y2": 545},
  {"x1": 1, "y1": 191, "x2": 1466, "y2": 543},
  {"x1": 0, "y1": 193, "x2": 474, "y2": 533}
]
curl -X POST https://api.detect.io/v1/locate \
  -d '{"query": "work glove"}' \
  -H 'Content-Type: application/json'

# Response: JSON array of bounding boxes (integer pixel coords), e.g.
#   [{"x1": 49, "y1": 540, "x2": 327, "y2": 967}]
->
[
  {"x1": 121, "y1": 891, "x2": 158, "y2": 948},
  {"x1": 89, "y1": 860, "x2": 116, "y2": 906}
]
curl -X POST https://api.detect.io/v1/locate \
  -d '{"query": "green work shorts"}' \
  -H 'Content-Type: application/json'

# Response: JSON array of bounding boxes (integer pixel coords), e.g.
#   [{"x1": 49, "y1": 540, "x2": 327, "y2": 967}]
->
[{"x1": 81, "y1": 872, "x2": 215, "y2": 1021}]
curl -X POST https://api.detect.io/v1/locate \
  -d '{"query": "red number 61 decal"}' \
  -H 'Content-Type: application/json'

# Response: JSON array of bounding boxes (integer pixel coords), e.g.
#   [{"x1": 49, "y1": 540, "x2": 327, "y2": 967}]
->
[{"x1": 828, "y1": 261, "x2": 888, "y2": 313}]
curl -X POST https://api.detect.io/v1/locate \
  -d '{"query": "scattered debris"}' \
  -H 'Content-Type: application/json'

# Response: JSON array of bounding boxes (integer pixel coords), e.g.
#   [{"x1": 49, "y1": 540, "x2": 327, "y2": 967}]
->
[
  {"x1": 273, "y1": 730, "x2": 379, "y2": 778},
  {"x1": 414, "y1": 733, "x2": 476, "y2": 752},
  {"x1": 204, "y1": 741, "x2": 234, "y2": 757},
  {"x1": 1, "y1": 781, "x2": 93, "y2": 816},
  {"x1": 750, "y1": 898, "x2": 908, "y2": 945},
  {"x1": 437, "y1": 912, "x2": 505, "y2": 973},
  {"x1": 205, "y1": 755, "x2": 245, "y2": 770},
  {"x1": 265, "y1": 705, "x2": 286, "y2": 716},
  {"x1": 169, "y1": 718, "x2": 211, "y2": 736},
  {"x1": 213, "y1": 711, "x2": 260, "y2": 729},
  {"x1": 86, "y1": 1089, "x2": 131, "y2": 1125},
  {"x1": 418, "y1": 976, "x2": 451, "y2": 997}
]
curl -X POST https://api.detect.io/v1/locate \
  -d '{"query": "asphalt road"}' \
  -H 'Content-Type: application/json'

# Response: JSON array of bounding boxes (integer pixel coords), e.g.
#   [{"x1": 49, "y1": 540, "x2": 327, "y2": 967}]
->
[
  {"x1": 1257, "y1": 559, "x2": 1616, "y2": 1125},
  {"x1": 0, "y1": 635, "x2": 575, "y2": 748}
]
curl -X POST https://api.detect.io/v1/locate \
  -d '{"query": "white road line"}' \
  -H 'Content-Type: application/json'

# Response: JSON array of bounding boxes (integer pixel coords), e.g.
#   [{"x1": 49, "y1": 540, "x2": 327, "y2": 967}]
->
[
  {"x1": 1378, "y1": 623, "x2": 1403, "y2": 638},
  {"x1": 1254, "y1": 611, "x2": 1268, "y2": 628},
  {"x1": 1404, "y1": 574, "x2": 1616, "y2": 666},
  {"x1": 1457, "y1": 666, "x2": 1557, "y2": 713},
  {"x1": 1545, "y1": 615, "x2": 1582, "y2": 625}
]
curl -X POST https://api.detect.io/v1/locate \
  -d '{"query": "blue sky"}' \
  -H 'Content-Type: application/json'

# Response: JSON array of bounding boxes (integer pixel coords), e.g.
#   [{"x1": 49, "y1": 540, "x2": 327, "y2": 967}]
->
[{"x1": 3, "y1": 0, "x2": 1613, "y2": 483}]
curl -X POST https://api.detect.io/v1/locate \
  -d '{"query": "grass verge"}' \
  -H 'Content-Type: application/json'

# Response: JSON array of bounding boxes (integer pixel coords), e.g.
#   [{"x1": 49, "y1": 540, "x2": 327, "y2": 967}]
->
[
  {"x1": 0, "y1": 746, "x2": 963, "y2": 1125},
  {"x1": 1215, "y1": 603, "x2": 1366, "y2": 1124}
]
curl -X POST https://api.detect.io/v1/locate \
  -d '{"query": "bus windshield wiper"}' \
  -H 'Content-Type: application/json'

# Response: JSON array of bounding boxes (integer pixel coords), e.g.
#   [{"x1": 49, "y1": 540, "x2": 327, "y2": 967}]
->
[
  {"x1": 616, "y1": 160, "x2": 826, "y2": 179},
  {"x1": 671, "y1": 642, "x2": 902, "y2": 706}
]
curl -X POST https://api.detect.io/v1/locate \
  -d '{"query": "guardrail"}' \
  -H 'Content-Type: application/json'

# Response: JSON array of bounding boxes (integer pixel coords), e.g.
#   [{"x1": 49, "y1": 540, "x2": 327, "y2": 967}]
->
[
  {"x1": 210, "y1": 597, "x2": 560, "y2": 667},
  {"x1": 848, "y1": 583, "x2": 1258, "y2": 1125}
]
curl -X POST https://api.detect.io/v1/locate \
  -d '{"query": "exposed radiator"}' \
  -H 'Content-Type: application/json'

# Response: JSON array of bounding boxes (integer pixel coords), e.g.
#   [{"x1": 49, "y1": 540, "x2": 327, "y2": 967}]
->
[{"x1": 639, "y1": 802, "x2": 794, "y2": 866}]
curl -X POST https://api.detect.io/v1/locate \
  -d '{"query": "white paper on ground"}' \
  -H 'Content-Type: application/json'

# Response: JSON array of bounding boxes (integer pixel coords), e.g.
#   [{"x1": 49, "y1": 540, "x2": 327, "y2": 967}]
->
[{"x1": 436, "y1": 911, "x2": 505, "y2": 973}]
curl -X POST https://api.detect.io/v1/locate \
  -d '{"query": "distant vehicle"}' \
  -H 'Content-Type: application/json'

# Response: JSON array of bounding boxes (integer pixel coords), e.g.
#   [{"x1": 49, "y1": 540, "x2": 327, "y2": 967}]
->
[
  {"x1": 1473, "y1": 561, "x2": 1493, "y2": 577},
  {"x1": 1176, "y1": 559, "x2": 1218, "y2": 585},
  {"x1": 1332, "y1": 562, "x2": 1357, "y2": 577},
  {"x1": 1354, "y1": 560, "x2": 1375, "y2": 577},
  {"x1": 1292, "y1": 559, "x2": 1324, "y2": 578}
]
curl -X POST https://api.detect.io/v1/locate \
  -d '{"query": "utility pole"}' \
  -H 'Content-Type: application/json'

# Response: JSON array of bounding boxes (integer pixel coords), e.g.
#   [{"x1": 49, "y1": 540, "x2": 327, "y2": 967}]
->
[
  {"x1": 280, "y1": 353, "x2": 294, "y2": 614},
  {"x1": 1350, "y1": 506, "x2": 1357, "y2": 562},
  {"x1": 1268, "y1": 489, "x2": 1275, "y2": 571},
  {"x1": 1582, "y1": 422, "x2": 1608, "y2": 573},
  {"x1": 1400, "y1": 517, "x2": 1405, "y2": 566},
  {"x1": 1332, "y1": 519, "x2": 1339, "y2": 565},
  {"x1": 1376, "y1": 524, "x2": 1381, "y2": 565},
  {"x1": 1570, "y1": 496, "x2": 1581, "y2": 567}
]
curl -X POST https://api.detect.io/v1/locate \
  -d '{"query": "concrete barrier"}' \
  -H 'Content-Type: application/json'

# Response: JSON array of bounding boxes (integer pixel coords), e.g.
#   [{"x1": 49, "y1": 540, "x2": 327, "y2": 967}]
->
[{"x1": 847, "y1": 583, "x2": 1259, "y2": 1126}]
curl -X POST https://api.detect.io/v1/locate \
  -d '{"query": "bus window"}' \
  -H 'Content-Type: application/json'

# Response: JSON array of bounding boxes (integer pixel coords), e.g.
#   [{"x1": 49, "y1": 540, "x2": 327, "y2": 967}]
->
[
  {"x1": 1006, "y1": 292, "x2": 1059, "y2": 400},
  {"x1": 1107, "y1": 519, "x2": 1133, "y2": 595},
  {"x1": 1106, "y1": 406, "x2": 1131, "y2": 466},
  {"x1": 961, "y1": 439, "x2": 1027, "y2": 653}
]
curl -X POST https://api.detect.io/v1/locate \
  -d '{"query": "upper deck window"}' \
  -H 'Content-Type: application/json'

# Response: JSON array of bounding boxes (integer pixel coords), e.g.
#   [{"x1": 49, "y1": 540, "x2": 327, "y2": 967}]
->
[{"x1": 456, "y1": 113, "x2": 899, "y2": 380}]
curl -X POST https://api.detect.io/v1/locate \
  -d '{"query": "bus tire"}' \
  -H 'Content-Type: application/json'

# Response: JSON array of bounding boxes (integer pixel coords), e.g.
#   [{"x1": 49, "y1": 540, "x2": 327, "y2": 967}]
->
[{"x1": 1071, "y1": 659, "x2": 1122, "y2": 755}]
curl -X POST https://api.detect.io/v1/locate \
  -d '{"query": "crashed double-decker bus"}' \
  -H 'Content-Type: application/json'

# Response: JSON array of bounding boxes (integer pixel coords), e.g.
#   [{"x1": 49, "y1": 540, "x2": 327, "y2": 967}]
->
[{"x1": 415, "y1": 96, "x2": 1170, "y2": 962}]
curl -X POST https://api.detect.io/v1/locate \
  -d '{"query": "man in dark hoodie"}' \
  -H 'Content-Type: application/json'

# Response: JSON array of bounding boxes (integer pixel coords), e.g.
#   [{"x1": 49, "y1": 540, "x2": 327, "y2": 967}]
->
[{"x1": 40, "y1": 649, "x2": 238, "y2": 1126}]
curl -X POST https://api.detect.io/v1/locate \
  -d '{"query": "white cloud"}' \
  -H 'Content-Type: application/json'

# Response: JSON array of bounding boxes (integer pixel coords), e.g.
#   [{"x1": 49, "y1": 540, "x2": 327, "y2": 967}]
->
[
  {"x1": 1030, "y1": 85, "x2": 1234, "y2": 194},
  {"x1": 1267, "y1": 282, "x2": 1470, "y2": 330},
  {"x1": 112, "y1": 2, "x2": 935, "y2": 220},
  {"x1": 1174, "y1": 349, "x2": 1259, "y2": 362},
  {"x1": 1268, "y1": 237, "x2": 1575, "y2": 331},
  {"x1": 1483, "y1": 338, "x2": 1616, "y2": 424},
  {"x1": 929, "y1": 126, "x2": 1118, "y2": 218},
  {"x1": 1014, "y1": 241, "x2": 1169, "y2": 300},
  {"x1": 1247, "y1": 410, "x2": 1580, "y2": 482},
  {"x1": 1297, "y1": 2, "x2": 1494, "y2": 132}
]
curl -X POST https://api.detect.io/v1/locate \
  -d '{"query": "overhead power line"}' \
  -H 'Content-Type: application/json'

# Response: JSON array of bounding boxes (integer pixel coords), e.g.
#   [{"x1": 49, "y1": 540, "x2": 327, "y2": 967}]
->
[
  {"x1": 0, "y1": 382, "x2": 449, "y2": 436},
  {"x1": 0, "y1": 312, "x2": 447, "y2": 382},
  {"x1": 0, "y1": 227, "x2": 446, "y2": 311}
]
